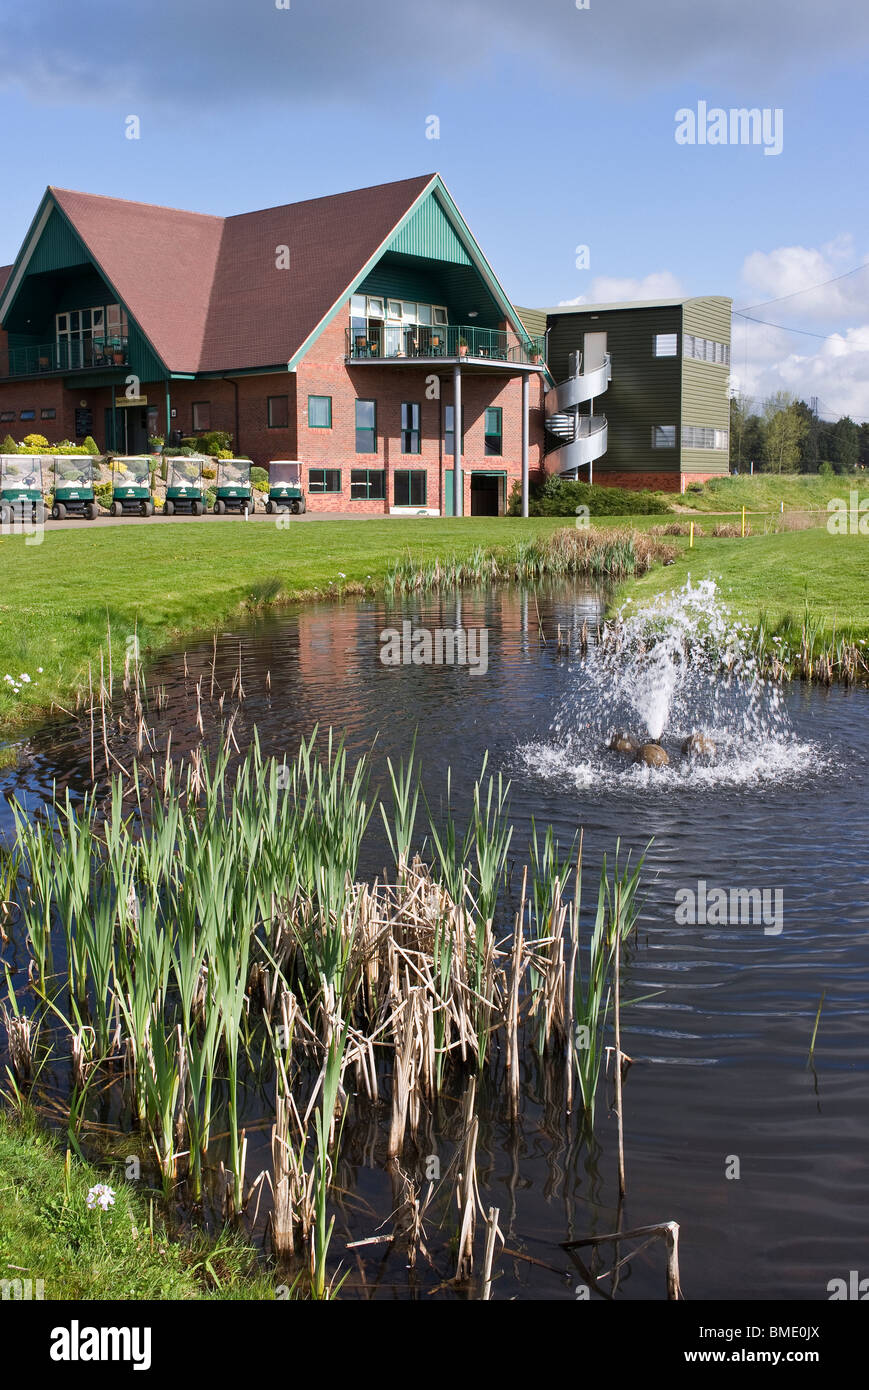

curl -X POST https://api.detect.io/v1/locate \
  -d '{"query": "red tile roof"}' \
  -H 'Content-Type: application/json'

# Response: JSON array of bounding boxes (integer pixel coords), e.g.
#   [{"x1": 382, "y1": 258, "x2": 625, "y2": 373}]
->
[{"x1": 47, "y1": 176, "x2": 435, "y2": 375}]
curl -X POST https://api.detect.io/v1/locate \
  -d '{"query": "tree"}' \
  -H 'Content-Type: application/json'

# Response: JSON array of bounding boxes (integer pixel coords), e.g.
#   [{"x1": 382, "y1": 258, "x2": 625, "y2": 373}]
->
[
  {"x1": 762, "y1": 392, "x2": 807, "y2": 473},
  {"x1": 793, "y1": 399, "x2": 821, "y2": 472},
  {"x1": 729, "y1": 392, "x2": 765, "y2": 472},
  {"x1": 858, "y1": 422, "x2": 869, "y2": 470},
  {"x1": 828, "y1": 416, "x2": 859, "y2": 473}
]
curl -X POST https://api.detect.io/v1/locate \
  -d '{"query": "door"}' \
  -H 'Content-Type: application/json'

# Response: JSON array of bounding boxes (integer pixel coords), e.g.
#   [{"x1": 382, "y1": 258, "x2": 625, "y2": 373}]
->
[
  {"x1": 444, "y1": 468, "x2": 454, "y2": 517},
  {"x1": 583, "y1": 331, "x2": 607, "y2": 371},
  {"x1": 470, "y1": 472, "x2": 504, "y2": 517}
]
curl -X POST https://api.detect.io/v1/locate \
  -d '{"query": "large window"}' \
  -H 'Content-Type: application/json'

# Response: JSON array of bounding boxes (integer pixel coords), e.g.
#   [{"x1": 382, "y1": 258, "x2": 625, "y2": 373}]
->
[
  {"x1": 309, "y1": 468, "x2": 342, "y2": 492},
  {"x1": 268, "y1": 395, "x2": 289, "y2": 429},
  {"x1": 684, "y1": 334, "x2": 730, "y2": 366},
  {"x1": 56, "y1": 303, "x2": 127, "y2": 366},
  {"x1": 444, "y1": 404, "x2": 463, "y2": 457},
  {"x1": 307, "y1": 395, "x2": 332, "y2": 429},
  {"x1": 350, "y1": 468, "x2": 385, "y2": 500},
  {"x1": 355, "y1": 400, "x2": 377, "y2": 453},
  {"x1": 484, "y1": 407, "x2": 503, "y2": 456},
  {"x1": 192, "y1": 401, "x2": 211, "y2": 431},
  {"x1": 652, "y1": 425, "x2": 677, "y2": 449},
  {"x1": 401, "y1": 402, "x2": 421, "y2": 454},
  {"x1": 682, "y1": 425, "x2": 729, "y2": 450},
  {"x1": 394, "y1": 470, "x2": 427, "y2": 506},
  {"x1": 654, "y1": 333, "x2": 678, "y2": 357}
]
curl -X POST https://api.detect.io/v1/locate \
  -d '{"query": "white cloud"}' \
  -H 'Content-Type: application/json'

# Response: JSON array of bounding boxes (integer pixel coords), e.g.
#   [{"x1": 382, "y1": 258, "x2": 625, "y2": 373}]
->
[
  {"x1": 558, "y1": 270, "x2": 687, "y2": 307},
  {"x1": 740, "y1": 236, "x2": 869, "y2": 321}
]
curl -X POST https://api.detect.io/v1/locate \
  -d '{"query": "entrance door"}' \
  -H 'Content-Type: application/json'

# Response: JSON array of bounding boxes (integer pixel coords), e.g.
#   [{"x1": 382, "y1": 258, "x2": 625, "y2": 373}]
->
[
  {"x1": 470, "y1": 472, "x2": 504, "y2": 517},
  {"x1": 583, "y1": 331, "x2": 607, "y2": 371},
  {"x1": 444, "y1": 468, "x2": 455, "y2": 517}
]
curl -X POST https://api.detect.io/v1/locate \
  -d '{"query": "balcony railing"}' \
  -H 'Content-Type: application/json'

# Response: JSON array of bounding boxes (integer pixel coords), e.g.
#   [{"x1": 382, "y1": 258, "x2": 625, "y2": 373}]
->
[
  {"x1": 346, "y1": 324, "x2": 545, "y2": 367},
  {"x1": 2, "y1": 337, "x2": 130, "y2": 378}
]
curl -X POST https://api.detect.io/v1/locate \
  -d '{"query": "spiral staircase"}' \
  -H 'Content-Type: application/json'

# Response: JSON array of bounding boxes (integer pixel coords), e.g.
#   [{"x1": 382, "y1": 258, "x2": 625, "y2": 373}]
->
[{"x1": 544, "y1": 349, "x2": 610, "y2": 479}]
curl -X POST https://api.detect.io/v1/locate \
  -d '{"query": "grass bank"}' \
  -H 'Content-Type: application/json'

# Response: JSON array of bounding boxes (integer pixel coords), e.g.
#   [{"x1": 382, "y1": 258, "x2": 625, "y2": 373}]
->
[
  {"x1": 671, "y1": 471, "x2": 869, "y2": 514},
  {"x1": 0, "y1": 1107, "x2": 273, "y2": 1300}
]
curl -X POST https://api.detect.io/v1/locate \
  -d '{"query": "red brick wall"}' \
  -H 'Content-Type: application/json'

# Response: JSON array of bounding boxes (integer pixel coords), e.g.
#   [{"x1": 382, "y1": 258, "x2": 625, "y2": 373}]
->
[
  {"x1": 0, "y1": 379, "x2": 76, "y2": 444},
  {"x1": 681, "y1": 471, "x2": 728, "y2": 490},
  {"x1": 593, "y1": 469, "x2": 682, "y2": 494},
  {"x1": 293, "y1": 305, "x2": 545, "y2": 513}
]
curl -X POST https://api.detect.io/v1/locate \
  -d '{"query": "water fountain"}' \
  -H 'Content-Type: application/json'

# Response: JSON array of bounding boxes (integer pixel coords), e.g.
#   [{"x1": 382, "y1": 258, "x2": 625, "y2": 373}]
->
[{"x1": 523, "y1": 578, "x2": 821, "y2": 790}]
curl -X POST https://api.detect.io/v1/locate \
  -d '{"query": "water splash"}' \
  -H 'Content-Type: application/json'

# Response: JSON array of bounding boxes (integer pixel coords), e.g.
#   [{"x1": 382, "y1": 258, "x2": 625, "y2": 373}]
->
[{"x1": 523, "y1": 579, "x2": 823, "y2": 790}]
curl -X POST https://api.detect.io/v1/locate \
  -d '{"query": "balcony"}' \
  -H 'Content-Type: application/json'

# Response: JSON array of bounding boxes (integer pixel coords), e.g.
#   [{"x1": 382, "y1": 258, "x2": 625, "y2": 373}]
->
[
  {"x1": 346, "y1": 324, "x2": 545, "y2": 369},
  {"x1": 2, "y1": 337, "x2": 130, "y2": 379}
]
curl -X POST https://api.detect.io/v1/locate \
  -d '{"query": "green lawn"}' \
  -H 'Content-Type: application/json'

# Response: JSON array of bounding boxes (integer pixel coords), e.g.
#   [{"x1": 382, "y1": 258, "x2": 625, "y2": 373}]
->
[
  {"x1": 615, "y1": 525, "x2": 869, "y2": 635},
  {"x1": 0, "y1": 1107, "x2": 274, "y2": 1300}
]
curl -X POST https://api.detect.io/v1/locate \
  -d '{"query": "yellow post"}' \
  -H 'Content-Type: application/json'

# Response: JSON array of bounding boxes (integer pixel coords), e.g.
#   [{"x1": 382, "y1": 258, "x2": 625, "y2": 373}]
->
[
  {"x1": 689, "y1": 521, "x2": 694, "y2": 548},
  {"x1": 741, "y1": 506, "x2": 746, "y2": 537}
]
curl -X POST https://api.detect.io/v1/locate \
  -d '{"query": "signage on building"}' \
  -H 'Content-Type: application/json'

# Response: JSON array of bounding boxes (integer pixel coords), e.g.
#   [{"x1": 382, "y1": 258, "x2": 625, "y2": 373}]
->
[
  {"x1": 115, "y1": 395, "x2": 148, "y2": 407},
  {"x1": 74, "y1": 407, "x2": 93, "y2": 438}
]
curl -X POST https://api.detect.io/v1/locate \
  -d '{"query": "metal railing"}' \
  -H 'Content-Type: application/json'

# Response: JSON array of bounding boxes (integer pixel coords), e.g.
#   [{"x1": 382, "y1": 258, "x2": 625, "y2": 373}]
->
[
  {"x1": 2, "y1": 337, "x2": 130, "y2": 377},
  {"x1": 346, "y1": 324, "x2": 545, "y2": 367}
]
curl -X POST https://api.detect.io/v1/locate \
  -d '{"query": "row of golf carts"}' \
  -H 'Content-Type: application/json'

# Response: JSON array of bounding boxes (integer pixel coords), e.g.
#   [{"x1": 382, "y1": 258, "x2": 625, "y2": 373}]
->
[{"x1": 0, "y1": 456, "x2": 306, "y2": 523}]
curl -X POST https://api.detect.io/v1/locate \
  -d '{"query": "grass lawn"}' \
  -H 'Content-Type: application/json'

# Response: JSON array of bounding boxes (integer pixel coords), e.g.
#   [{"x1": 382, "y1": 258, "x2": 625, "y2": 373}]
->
[
  {"x1": 0, "y1": 1107, "x2": 273, "y2": 1300},
  {"x1": 615, "y1": 525, "x2": 869, "y2": 636}
]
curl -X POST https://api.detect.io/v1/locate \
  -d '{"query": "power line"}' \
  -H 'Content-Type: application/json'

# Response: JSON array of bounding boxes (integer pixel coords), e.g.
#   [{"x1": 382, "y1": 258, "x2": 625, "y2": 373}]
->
[
  {"x1": 735, "y1": 260, "x2": 869, "y2": 313},
  {"x1": 733, "y1": 311, "x2": 839, "y2": 340}
]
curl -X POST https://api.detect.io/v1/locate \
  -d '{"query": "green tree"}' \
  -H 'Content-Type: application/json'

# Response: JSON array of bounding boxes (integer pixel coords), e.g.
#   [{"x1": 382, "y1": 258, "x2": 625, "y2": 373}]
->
[
  {"x1": 828, "y1": 416, "x2": 859, "y2": 473},
  {"x1": 793, "y1": 399, "x2": 821, "y2": 472},
  {"x1": 763, "y1": 392, "x2": 808, "y2": 473}
]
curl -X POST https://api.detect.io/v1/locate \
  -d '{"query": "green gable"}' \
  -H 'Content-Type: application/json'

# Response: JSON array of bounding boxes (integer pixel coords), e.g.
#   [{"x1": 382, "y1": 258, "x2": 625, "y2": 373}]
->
[{"x1": 385, "y1": 192, "x2": 471, "y2": 265}]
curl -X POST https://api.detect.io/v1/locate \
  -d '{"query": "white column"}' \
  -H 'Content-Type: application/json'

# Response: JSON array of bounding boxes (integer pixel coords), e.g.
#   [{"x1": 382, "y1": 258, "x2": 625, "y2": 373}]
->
[
  {"x1": 453, "y1": 363, "x2": 463, "y2": 517},
  {"x1": 521, "y1": 372, "x2": 530, "y2": 517}
]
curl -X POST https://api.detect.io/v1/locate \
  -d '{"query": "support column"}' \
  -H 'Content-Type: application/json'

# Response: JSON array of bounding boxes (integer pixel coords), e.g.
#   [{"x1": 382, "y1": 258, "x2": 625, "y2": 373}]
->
[
  {"x1": 165, "y1": 381, "x2": 171, "y2": 444},
  {"x1": 453, "y1": 363, "x2": 463, "y2": 517},
  {"x1": 521, "y1": 371, "x2": 530, "y2": 518}
]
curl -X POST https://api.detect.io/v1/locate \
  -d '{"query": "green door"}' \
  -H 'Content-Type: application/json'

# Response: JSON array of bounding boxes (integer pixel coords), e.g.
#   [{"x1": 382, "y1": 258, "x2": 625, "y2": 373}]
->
[{"x1": 444, "y1": 468, "x2": 454, "y2": 517}]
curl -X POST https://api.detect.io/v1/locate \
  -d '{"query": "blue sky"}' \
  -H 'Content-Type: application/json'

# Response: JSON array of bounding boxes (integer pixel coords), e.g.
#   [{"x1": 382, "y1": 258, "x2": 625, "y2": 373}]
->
[{"x1": 1, "y1": 0, "x2": 867, "y2": 417}]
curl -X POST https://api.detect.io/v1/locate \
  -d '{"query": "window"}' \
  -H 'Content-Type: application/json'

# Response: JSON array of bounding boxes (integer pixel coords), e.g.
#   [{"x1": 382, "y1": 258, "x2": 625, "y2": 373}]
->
[
  {"x1": 684, "y1": 334, "x2": 730, "y2": 366},
  {"x1": 350, "y1": 468, "x2": 385, "y2": 500},
  {"x1": 433, "y1": 306, "x2": 448, "y2": 325},
  {"x1": 652, "y1": 425, "x2": 676, "y2": 449},
  {"x1": 309, "y1": 468, "x2": 342, "y2": 492},
  {"x1": 268, "y1": 395, "x2": 289, "y2": 429},
  {"x1": 20, "y1": 410, "x2": 35, "y2": 422},
  {"x1": 683, "y1": 424, "x2": 729, "y2": 451},
  {"x1": 654, "y1": 333, "x2": 678, "y2": 357},
  {"x1": 444, "y1": 404, "x2": 463, "y2": 457},
  {"x1": 0, "y1": 411, "x2": 14, "y2": 423},
  {"x1": 192, "y1": 401, "x2": 211, "y2": 431},
  {"x1": 307, "y1": 395, "x2": 332, "y2": 429},
  {"x1": 41, "y1": 408, "x2": 56, "y2": 420},
  {"x1": 355, "y1": 399, "x2": 377, "y2": 453},
  {"x1": 401, "y1": 402, "x2": 421, "y2": 454},
  {"x1": 394, "y1": 470, "x2": 427, "y2": 506},
  {"x1": 484, "y1": 407, "x2": 503, "y2": 456}
]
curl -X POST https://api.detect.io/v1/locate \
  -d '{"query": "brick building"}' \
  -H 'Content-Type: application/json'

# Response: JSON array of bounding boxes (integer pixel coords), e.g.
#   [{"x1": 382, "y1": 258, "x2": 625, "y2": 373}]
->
[{"x1": 0, "y1": 174, "x2": 730, "y2": 510}]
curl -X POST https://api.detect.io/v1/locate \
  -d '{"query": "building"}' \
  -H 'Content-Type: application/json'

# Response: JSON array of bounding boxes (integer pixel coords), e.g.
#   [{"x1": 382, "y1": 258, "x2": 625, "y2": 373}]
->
[
  {"x1": 0, "y1": 175, "x2": 731, "y2": 511},
  {"x1": 518, "y1": 297, "x2": 732, "y2": 492},
  {"x1": 0, "y1": 176, "x2": 546, "y2": 517}
]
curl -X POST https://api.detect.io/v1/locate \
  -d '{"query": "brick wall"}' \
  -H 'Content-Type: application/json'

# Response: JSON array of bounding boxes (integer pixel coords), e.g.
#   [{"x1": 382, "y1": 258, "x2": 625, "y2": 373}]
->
[{"x1": 0, "y1": 379, "x2": 76, "y2": 444}]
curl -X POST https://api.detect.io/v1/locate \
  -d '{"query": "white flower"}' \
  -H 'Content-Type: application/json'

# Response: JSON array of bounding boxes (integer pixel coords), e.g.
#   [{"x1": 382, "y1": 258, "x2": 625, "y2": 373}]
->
[
  {"x1": 19, "y1": 673, "x2": 30, "y2": 683},
  {"x1": 337, "y1": 572, "x2": 346, "y2": 578},
  {"x1": 86, "y1": 1183, "x2": 116, "y2": 1212},
  {"x1": 36, "y1": 667, "x2": 43, "y2": 673},
  {"x1": 3, "y1": 675, "x2": 12, "y2": 683}
]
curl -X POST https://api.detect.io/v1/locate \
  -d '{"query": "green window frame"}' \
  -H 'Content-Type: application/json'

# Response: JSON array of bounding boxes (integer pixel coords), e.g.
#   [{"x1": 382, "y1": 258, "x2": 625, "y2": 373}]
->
[
  {"x1": 350, "y1": 468, "x2": 385, "y2": 500},
  {"x1": 355, "y1": 399, "x2": 377, "y2": 453},
  {"x1": 308, "y1": 467, "x2": 342, "y2": 493},
  {"x1": 401, "y1": 402, "x2": 421, "y2": 454},
  {"x1": 268, "y1": 395, "x2": 289, "y2": 429},
  {"x1": 484, "y1": 407, "x2": 503, "y2": 456},
  {"x1": 394, "y1": 469, "x2": 427, "y2": 507},
  {"x1": 308, "y1": 395, "x2": 332, "y2": 428}
]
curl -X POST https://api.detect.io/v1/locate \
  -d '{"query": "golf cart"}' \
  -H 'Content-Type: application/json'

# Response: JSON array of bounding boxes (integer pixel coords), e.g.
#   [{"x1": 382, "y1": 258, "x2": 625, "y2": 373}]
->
[
  {"x1": 110, "y1": 456, "x2": 155, "y2": 516},
  {"x1": 266, "y1": 460, "x2": 306, "y2": 514},
  {"x1": 51, "y1": 456, "x2": 98, "y2": 520},
  {"x1": 0, "y1": 455, "x2": 47, "y2": 526},
  {"x1": 213, "y1": 458, "x2": 252, "y2": 514},
  {"x1": 164, "y1": 456, "x2": 207, "y2": 516}
]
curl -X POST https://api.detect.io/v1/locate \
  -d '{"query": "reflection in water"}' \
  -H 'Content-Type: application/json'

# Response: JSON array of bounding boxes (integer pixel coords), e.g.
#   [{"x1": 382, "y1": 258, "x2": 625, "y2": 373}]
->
[{"x1": 1, "y1": 581, "x2": 868, "y2": 1300}]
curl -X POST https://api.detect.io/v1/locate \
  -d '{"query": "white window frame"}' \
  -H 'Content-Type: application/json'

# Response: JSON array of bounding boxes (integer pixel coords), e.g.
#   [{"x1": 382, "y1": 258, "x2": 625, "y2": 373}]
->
[
  {"x1": 652, "y1": 425, "x2": 677, "y2": 449},
  {"x1": 653, "y1": 333, "x2": 678, "y2": 357}
]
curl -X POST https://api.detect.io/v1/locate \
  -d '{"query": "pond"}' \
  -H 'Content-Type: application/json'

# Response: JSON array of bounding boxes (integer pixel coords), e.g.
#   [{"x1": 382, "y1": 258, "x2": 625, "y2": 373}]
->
[{"x1": 1, "y1": 580, "x2": 867, "y2": 1301}]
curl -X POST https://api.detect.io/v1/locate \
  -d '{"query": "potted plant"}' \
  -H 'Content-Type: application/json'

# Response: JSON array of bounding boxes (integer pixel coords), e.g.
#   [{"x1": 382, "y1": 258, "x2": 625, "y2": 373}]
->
[
  {"x1": 148, "y1": 434, "x2": 164, "y2": 457},
  {"x1": 458, "y1": 335, "x2": 469, "y2": 357}
]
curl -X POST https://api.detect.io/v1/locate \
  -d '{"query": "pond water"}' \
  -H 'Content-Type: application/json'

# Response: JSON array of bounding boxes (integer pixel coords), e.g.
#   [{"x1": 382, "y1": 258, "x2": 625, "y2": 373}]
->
[{"x1": 1, "y1": 581, "x2": 867, "y2": 1301}]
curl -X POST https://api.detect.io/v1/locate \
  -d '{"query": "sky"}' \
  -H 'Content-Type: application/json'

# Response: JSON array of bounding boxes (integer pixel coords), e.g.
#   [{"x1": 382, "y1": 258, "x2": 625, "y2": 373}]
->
[{"x1": 1, "y1": 0, "x2": 867, "y2": 420}]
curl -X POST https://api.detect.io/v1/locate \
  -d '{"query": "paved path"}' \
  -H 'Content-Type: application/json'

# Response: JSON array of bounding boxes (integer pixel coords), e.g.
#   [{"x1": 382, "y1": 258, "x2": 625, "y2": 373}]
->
[{"x1": 43, "y1": 510, "x2": 431, "y2": 531}]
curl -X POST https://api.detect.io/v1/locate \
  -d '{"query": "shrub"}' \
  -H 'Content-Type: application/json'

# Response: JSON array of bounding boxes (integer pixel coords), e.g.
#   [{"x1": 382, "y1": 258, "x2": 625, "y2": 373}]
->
[
  {"x1": 21, "y1": 433, "x2": 50, "y2": 450},
  {"x1": 81, "y1": 435, "x2": 100, "y2": 455},
  {"x1": 94, "y1": 483, "x2": 112, "y2": 508},
  {"x1": 250, "y1": 466, "x2": 269, "y2": 489},
  {"x1": 1, "y1": 434, "x2": 17, "y2": 454},
  {"x1": 818, "y1": 460, "x2": 834, "y2": 477},
  {"x1": 202, "y1": 466, "x2": 217, "y2": 480},
  {"x1": 507, "y1": 475, "x2": 669, "y2": 517}
]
